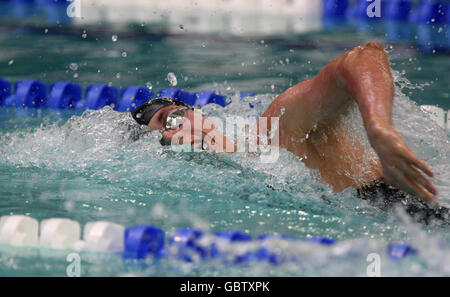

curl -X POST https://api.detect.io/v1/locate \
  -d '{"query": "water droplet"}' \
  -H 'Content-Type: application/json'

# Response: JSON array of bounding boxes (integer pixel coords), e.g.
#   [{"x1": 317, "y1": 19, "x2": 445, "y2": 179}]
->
[
  {"x1": 8, "y1": 60, "x2": 14, "y2": 65},
  {"x1": 112, "y1": 34, "x2": 118, "y2": 42},
  {"x1": 69, "y1": 62, "x2": 79, "y2": 71},
  {"x1": 166, "y1": 72, "x2": 177, "y2": 86},
  {"x1": 121, "y1": 51, "x2": 127, "y2": 58},
  {"x1": 146, "y1": 82, "x2": 153, "y2": 90}
]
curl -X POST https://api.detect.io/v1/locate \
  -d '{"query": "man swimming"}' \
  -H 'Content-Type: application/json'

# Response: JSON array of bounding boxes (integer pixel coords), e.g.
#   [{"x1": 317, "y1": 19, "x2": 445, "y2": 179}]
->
[{"x1": 132, "y1": 42, "x2": 448, "y2": 223}]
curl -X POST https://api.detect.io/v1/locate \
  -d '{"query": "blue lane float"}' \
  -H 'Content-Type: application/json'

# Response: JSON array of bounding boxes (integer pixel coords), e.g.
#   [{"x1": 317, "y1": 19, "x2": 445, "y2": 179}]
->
[
  {"x1": 157, "y1": 88, "x2": 197, "y2": 106},
  {"x1": 410, "y1": 0, "x2": 448, "y2": 24},
  {"x1": 123, "y1": 225, "x2": 165, "y2": 259},
  {"x1": 322, "y1": 0, "x2": 349, "y2": 17},
  {"x1": 47, "y1": 81, "x2": 81, "y2": 109},
  {"x1": 322, "y1": 0, "x2": 450, "y2": 54},
  {"x1": 118, "y1": 86, "x2": 154, "y2": 112},
  {"x1": 345, "y1": 0, "x2": 374, "y2": 20},
  {"x1": 385, "y1": 0, "x2": 412, "y2": 21},
  {"x1": 0, "y1": 78, "x2": 11, "y2": 105},
  {"x1": 168, "y1": 228, "x2": 208, "y2": 262},
  {"x1": 387, "y1": 243, "x2": 418, "y2": 260},
  {"x1": 0, "y1": 77, "x2": 251, "y2": 112},
  {"x1": 194, "y1": 90, "x2": 228, "y2": 107},
  {"x1": 4, "y1": 79, "x2": 46, "y2": 108},
  {"x1": 76, "y1": 84, "x2": 119, "y2": 110}
]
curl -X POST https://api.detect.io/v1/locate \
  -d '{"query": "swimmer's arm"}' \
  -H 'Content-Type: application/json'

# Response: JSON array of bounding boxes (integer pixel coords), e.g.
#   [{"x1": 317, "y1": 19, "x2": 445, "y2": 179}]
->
[
  {"x1": 267, "y1": 42, "x2": 436, "y2": 202},
  {"x1": 337, "y1": 42, "x2": 437, "y2": 203}
]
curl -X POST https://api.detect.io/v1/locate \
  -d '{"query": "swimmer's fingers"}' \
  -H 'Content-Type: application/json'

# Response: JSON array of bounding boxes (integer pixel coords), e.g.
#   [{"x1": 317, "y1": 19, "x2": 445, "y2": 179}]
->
[
  {"x1": 391, "y1": 165, "x2": 437, "y2": 204},
  {"x1": 408, "y1": 166, "x2": 437, "y2": 195},
  {"x1": 403, "y1": 175, "x2": 438, "y2": 204},
  {"x1": 404, "y1": 164, "x2": 437, "y2": 196},
  {"x1": 398, "y1": 149, "x2": 434, "y2": 178}
]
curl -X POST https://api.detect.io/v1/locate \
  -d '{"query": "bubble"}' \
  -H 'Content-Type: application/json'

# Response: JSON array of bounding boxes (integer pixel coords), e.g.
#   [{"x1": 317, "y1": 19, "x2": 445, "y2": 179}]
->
[
  {"x1": 146, "y1": 82, "x2": 153, "y2": 90},
  {"x1": 44, "y1": 28, "x2": 48, "y2": 34},
  {"x1": 69, "y1": 63, "x2": 79, "y2": 71},
  {"x1": 112, "y1": 35, "x2": 118, "y2": 42},
  {"x1": 121, "y1": 51, "x2": 127, "y2": 58},
  {"x1": 73, "y1": 73, "x2": 79, "y2": 78},
  {"x1": 179, "y1": 24, "x2": 184, "y2": 30},
  {"x1": 270, "y1": 84, "x2": 275, "y2": 91},
  {"x1": 8, "y1": 60, "x2": 14, "y2": 65},
  {"x1": 166, "y1": 72, "x2": 178, "y2": 86},
  {"x1": 82, "y1": 33, "x2": 87, "y2": 39},
  {"x1": 115, "y1": 73, "x2": 121, "y2": 79}
]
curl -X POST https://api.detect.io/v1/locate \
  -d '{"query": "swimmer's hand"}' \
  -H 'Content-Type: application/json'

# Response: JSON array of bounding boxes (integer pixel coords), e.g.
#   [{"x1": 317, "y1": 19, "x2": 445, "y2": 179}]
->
[{"x1": 369, "y1": 125, "x2": 438, "y2": 204}]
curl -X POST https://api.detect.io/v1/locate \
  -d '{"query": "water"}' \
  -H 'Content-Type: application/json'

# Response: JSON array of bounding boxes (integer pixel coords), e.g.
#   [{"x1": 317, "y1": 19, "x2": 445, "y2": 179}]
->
[{"x1": 0, "y1": 29, "x2": 449, "y2": 276}]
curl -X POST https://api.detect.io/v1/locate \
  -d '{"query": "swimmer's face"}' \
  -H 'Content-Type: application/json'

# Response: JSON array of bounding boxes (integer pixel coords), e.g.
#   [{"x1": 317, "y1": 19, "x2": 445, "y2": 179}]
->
[
  {"x1": 148, "y1": 106, "x2": 201, "y2": 146},
  {"x1": 148, "y1": 105, "x2": 183, "y2": 131}
]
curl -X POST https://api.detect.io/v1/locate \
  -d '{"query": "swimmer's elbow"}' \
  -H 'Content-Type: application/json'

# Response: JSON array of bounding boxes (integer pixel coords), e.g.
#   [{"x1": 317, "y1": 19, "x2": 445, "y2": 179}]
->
[
  {"x1": 337, "y1": 42, "x2": 390, "y2": 82},
  {"x1": 363, "y1": 41, "x2": 384, "y2": 51}
]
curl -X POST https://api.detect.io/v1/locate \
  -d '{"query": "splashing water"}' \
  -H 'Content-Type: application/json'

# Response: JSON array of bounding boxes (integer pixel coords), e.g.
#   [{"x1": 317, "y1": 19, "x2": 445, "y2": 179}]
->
[
  {"x1": 0, "y1": 71, "x2": 449, "y2": 276},
  {"x1": 167, "y1": 72, "x2": 178, "y2": 87}
]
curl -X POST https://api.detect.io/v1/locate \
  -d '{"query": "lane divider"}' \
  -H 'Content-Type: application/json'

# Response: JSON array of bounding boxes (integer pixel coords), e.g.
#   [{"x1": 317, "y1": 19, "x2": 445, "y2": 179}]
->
[
  {"x1": 324, "y1": 0, "x2": 449, "y2": 24},
  {"x1": 0, "y1": 215, "x2": 417, "y2": 264},
  {"x1": 0, "y1": 77, "x2": 255, "y2": 111},
  {"x1": 323, "y1": 0, "x2": 450, "y2": 54}
]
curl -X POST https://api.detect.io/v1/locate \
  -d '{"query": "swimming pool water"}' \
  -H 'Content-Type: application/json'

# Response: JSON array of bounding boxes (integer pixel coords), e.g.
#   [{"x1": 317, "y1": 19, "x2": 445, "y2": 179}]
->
[{"x1": 0, "y1": 27, "x2": 449, "y2": 276}]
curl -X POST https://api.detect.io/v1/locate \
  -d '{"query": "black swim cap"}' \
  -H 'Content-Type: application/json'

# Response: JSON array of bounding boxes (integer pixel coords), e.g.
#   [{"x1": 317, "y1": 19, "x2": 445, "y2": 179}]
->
[{"x1": 131, "y1": 97, "x2": 192, "y2": 126}]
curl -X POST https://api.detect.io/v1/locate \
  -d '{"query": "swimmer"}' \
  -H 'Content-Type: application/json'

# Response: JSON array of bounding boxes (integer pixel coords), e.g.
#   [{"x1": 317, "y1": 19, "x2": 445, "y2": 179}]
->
[{"x1": 132, "y1": 42, "x2": 447, "y2": 223}]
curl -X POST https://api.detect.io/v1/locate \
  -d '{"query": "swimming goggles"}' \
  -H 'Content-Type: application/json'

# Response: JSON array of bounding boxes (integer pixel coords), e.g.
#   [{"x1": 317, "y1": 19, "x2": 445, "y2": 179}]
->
[
  {"x1": 164, "y1": 107, "x2": 189, "y2": 132},
  {"x1": 160, "y1": 107, "x2": 208, "y2": 150}
]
